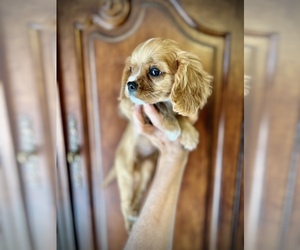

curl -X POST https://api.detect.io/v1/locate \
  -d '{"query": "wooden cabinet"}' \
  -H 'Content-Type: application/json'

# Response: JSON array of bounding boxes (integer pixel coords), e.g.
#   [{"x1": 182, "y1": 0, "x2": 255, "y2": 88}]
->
[
  {"x1": 2, "y1": 0, "x2": 299, "y2": 249},
  {"x1": 0, "y1": 0, "x2": 58, "y2": 249},
  {"x1": 58, "y1": 0, "x2": 243, "y2": 249},
  {"x1": 245, "y1": 0, "x2": 300, "y2": 249},
  {"x1": 0, "y1": 0, "x2": 243, "y2": 250}
]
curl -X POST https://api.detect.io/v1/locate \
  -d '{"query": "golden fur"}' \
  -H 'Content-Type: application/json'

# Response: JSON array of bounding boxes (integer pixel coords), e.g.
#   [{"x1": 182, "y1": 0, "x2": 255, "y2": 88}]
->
[{"x1": 105, "y1": 38, "x2": 212, "y2": 232}]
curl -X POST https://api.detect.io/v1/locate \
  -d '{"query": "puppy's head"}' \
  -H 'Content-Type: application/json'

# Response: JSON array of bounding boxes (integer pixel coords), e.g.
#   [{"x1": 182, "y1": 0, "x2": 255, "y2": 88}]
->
[{"x1": 120, "y1": 38, "x2": 212, "y2": 116}]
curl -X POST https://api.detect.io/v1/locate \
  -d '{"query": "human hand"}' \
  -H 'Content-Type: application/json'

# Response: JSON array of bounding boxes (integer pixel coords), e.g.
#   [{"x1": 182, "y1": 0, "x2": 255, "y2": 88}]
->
[{"x1": 132, "y1": 104, "x2": 186, "y2": 156}]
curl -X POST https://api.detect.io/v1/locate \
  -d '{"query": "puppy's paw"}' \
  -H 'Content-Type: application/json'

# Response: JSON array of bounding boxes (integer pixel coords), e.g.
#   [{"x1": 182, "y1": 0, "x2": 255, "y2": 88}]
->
[
  {"x1": 162, "y1": 118, "x2": 181, "y2": 141},
  {"x1": 180, "y1": 127, "x2": 199, "y2": 151},
  {"x1": 165, "y1": 128, "x2": 181, "y2": 141}
]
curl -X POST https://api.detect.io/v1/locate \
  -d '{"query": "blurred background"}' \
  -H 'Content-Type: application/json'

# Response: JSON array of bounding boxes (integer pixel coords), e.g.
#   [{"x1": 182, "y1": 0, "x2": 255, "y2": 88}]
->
[
  {"x1": 0, "y1": 0, "x2": 298, "y2": 250},
  {"x1": 244, "y1": 0, "x2": 300, "y2": 249}
]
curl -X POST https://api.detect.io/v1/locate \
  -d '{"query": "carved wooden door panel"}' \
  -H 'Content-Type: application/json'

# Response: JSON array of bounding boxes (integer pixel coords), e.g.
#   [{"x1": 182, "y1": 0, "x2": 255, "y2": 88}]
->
[
  {"x1": 245, "y1": 0, "x2": 300, "y2": 249},
  {"x1": 58, "y1": 0, "x2": 243, "y2": 249},
  {"x1": 0, "y1": 0, "x2": 57, "y2": 249}
]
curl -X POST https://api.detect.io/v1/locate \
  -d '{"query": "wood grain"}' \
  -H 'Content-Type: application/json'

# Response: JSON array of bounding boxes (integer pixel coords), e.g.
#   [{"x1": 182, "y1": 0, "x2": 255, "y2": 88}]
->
[
  {"x1": 245, "y1": 0, "x2": 300, "y2": 249},
  {"x1": 0, "y1": 0, "x2": 57, "y2": 249},
  {"x1": 58, "y1": 0, "x2": 243, "y2": 249}
]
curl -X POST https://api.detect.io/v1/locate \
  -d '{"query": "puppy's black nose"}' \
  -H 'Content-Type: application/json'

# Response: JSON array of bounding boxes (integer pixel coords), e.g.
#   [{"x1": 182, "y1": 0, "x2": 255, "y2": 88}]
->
[{"x1": 127, "y1": 81, "x2": 138, "y2": 92}]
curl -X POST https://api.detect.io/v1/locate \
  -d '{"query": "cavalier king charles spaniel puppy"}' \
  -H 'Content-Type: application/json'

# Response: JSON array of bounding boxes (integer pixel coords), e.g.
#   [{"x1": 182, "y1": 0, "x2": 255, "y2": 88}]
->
[{"x1": 105, "y1": 38, "x2": 212, "y2": 232}]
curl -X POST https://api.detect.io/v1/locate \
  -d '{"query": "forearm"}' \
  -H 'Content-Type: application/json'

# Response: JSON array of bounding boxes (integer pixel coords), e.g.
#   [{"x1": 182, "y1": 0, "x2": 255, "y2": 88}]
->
[{"x1": 125, "y1": 152, "x2": 188, "y2": 250}]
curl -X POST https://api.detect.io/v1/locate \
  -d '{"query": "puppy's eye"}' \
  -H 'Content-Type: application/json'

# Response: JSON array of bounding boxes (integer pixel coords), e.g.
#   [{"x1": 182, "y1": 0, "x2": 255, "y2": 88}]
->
[
  {"x1": 149, "y1": 67, "x2": 161, "y2": 77},
  {"x1": 129, "y1": 67, "x2": 132, "y2": 73}
]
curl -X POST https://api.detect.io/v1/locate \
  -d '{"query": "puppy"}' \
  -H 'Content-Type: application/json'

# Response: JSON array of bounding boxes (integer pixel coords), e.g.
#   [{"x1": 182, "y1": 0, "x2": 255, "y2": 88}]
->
[{"x1": 105, "y1": 38, "x2": 212, "y2": 232}]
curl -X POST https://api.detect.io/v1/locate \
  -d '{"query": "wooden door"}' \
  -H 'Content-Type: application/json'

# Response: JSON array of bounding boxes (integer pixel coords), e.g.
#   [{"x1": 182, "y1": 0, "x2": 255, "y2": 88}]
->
[
  {"x1": 58, "y1": 0, "x2": 243, "y2": 249},
  {"x1": 245, "y1": 0, "x2": 300, "y2": 249},
  {"x1": 0, "y1": 0, "x2": 58, "y2": 249}
]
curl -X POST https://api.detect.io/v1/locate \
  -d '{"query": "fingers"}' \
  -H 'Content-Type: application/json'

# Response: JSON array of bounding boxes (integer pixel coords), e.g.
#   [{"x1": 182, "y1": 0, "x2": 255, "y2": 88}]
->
[
  {"x1": 143, "y1": 104, "x2": 163, "y2": 130},
  {"x1": 132, "y1": 105, "x2": 155, "y2": 135},
  {"x1": 132, "y1": 105, "x2": 166, "y2": 148},
  {"x1": 132, "y1": 104, "x2": 184, "y2": 154}
]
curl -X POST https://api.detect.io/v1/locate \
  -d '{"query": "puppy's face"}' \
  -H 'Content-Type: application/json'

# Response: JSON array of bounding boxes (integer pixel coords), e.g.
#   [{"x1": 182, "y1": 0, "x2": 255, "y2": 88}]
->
[
  {"x1": 120, "y1": 38, "x2": 212, "y2": 116},
  {"x1": 122, "y1": 38, "x2": 178, "y2": 104}
]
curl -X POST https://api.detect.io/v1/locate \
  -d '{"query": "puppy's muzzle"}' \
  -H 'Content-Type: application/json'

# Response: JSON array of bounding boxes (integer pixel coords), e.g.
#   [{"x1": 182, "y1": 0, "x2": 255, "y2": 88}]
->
[{"x1": 127, "y1": 81, "x2": 138, "y2": 94}]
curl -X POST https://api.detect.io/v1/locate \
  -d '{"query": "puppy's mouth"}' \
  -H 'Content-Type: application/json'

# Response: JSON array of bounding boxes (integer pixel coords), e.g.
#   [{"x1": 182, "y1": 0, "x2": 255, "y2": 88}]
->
[
  {"x1": 125, "y1": 81, "x2": 169, "y2": 105},
  {"x1": 129, "y1": 94, "x2": 146, "y2": 105},
  {"x1": 125, "y1": 81, "x2": 147, "y2": 105}
]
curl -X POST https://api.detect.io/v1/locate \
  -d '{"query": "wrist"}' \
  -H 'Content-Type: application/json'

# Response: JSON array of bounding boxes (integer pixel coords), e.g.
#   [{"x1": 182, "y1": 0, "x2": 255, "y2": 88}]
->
[
  {"x1": 158, "y1": 149, "x2": 188, "y2": 167},
  {"x1": 160, "y1": 145, "x2": 187, "y2": 158}
]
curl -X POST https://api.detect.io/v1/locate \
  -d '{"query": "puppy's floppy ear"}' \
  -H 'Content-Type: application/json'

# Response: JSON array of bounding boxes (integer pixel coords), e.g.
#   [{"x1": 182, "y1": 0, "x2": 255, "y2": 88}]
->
[
  {"x1": 118, "y1": 57, "x2": 131, "y2": 100},
  {"x1": 171, "y1": 51, "x2": 212, "y2": 116}
]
